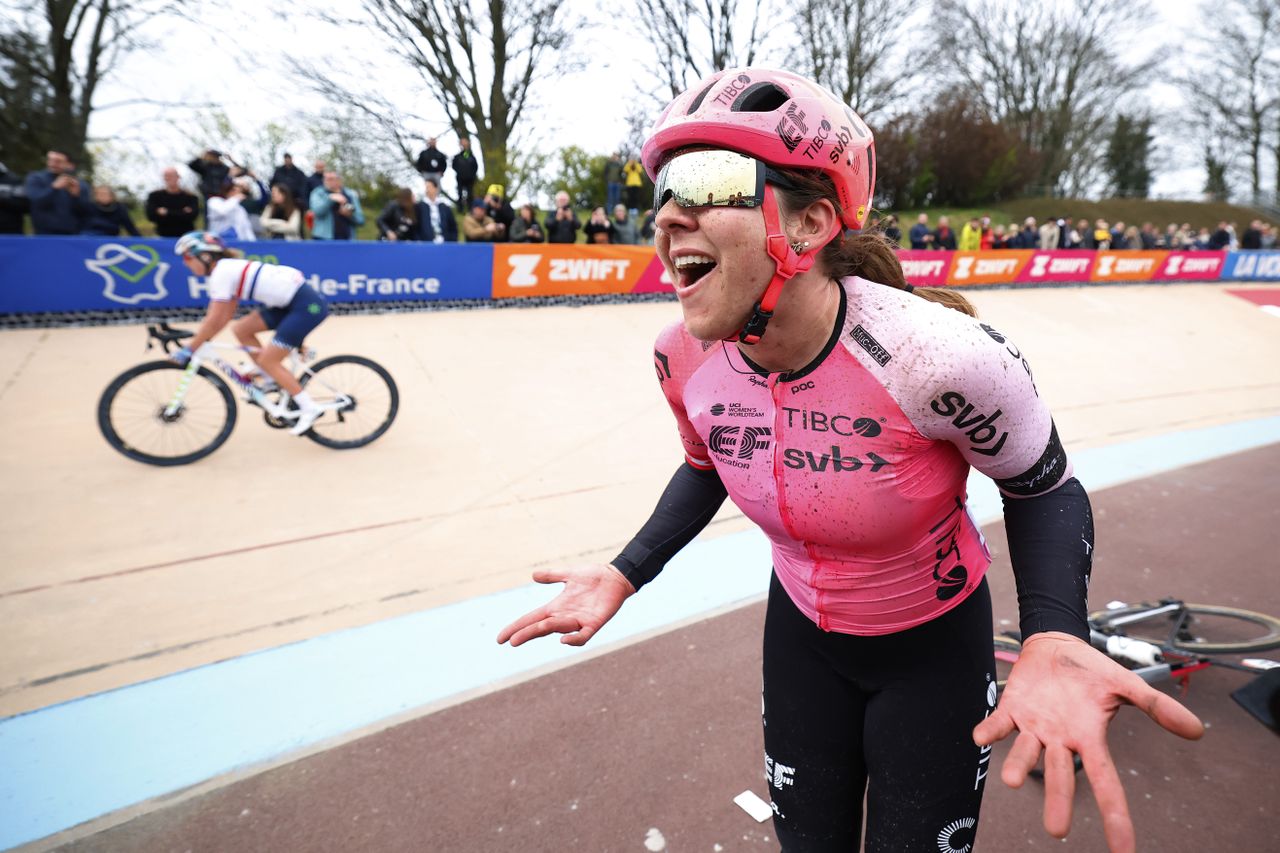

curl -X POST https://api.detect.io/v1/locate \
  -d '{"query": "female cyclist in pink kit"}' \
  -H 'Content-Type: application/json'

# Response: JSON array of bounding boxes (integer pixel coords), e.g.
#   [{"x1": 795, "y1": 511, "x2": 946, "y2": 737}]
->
[{"x1": 498, "y1": 68, "x2": 1202, "y2": 852}]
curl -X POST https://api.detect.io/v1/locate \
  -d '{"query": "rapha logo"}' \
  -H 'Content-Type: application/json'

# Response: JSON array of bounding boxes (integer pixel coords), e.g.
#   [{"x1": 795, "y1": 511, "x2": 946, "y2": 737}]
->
[
  {"x1": 507, "y1": 254, "x2": 541, "y2": 287},
  {"x1": 708, "y1": 425, "x2": 772, "y2": 459},
  {"x1": 775, "y1": 104, "x2": 808, "y2": 153},
  {"x1": 85, "y1": 243, "x2": 170, "y2": 305}
]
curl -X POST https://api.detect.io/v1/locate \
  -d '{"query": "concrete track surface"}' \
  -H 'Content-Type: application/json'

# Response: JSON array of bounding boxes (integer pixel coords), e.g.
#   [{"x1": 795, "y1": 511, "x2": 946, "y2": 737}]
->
[{"x1": 2, "y1": 282, "x2": 1279, "y2": 851}]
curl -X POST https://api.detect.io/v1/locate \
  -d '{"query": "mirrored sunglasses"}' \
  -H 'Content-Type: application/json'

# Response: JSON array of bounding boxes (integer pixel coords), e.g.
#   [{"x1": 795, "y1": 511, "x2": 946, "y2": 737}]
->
[{"x1": 654, "y1": 149, "x2": 795, "y2": 212}]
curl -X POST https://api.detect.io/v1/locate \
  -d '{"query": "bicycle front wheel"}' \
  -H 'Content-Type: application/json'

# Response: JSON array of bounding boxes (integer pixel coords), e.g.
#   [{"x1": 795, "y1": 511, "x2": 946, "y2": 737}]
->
[
  {"x1": 299, "y1": 355, "x2": 399, "y2": 448},
  {"x1": 98, "y1": 361, "x2": 237, "y2": 466},
  {"x1": 1090, "y1": 601, "x2": 1280, "y2": 654}
]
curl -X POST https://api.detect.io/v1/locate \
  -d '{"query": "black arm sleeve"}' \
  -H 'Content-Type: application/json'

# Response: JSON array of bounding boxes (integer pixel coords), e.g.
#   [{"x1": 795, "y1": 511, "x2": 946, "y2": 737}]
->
[
  {"x1": 611, "y1": 462, "x2": 729, "y2": 591},
  {"x1": 1002, "y1": 477, "x2": 1094, "y2": 641}
]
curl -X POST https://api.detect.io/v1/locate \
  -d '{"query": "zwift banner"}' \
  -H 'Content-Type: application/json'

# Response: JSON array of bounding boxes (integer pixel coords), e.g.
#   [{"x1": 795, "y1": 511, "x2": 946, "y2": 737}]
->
[{"x1": 0, "y1": 236, "x2": 493, "y2": 314}]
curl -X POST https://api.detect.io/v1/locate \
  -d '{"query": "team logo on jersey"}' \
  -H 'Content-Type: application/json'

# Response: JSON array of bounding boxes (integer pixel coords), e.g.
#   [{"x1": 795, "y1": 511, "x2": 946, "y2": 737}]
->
[
  {"x1": 711, "y1": 402, "x2": 765, "y2": 418},
  {"x1": 782, "y1": 407, "x2": 883, "y2": 438},
  {"x1": 850, "y1": 324, "x2": 892, "y2": 366},
  {"x1": 979, "y1": 324, "x2": 1036, "y2": 393},
  {"x1": 708, "y1": 425, "x2": 772, "y2": 463},
  {"x1": 930, "y1": 391, "x2": 1008, "y2": 457},
  {"x1": 85, "y1": 243, "x2": 170, "y2": 305},
  {"x1": 937, "y1": 816, "x2": 977, "y2": 853},
  {"x1": 654, "y1": 348, "x2": 672, "y2": 383}
]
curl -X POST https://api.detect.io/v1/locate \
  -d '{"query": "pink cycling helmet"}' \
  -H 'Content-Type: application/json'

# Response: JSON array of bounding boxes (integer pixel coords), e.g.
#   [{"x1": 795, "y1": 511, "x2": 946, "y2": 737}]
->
[{"x1": 641, "y1": 67, "x2": 875, "y2": 230}]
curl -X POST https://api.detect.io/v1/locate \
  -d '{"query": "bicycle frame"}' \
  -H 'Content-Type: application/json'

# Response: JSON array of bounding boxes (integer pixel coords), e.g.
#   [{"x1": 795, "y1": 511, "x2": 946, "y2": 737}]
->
[{"x1": 166, "y1": 342, "x2": 306, "y2": 421}]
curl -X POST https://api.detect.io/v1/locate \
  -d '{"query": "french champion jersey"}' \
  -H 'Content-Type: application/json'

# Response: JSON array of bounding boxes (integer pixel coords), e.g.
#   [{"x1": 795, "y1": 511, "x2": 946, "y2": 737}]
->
[
  {"x1": 654, "y1": 276, "x2": 1071, "y2": 635},
  {"x1": 206, "y1": 258, "x2": 306, "y2": 308}
]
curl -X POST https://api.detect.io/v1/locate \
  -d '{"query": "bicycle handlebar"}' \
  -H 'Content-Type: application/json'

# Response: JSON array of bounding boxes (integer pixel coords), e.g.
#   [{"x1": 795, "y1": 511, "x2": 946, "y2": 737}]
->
[{"x1": 146, "y1": 322, "x2": 194, "y2": 353}]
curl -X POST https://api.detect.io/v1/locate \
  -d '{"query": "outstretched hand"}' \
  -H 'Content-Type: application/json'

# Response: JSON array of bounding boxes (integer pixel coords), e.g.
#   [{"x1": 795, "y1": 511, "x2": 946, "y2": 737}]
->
[
  {"x1": 974, "y1": 632, "x2": 1204, "y2": 853},
  {"x1": 496, "y1": 563, "x2": 636, "y2": 647}
]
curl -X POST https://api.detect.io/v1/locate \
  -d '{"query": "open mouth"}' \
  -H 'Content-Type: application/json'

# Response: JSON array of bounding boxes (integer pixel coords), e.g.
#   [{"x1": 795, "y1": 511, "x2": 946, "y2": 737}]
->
[{"x1": 673, "y1": 254, "x2": 717, "y2": 289}]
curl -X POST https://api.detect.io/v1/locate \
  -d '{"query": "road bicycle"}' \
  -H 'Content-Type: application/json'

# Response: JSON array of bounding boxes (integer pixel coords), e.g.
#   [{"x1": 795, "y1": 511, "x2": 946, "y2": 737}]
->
[
  {"x1": 98, "y1": 322, "x2": 399, "y2": 466},
  {"x1": 994, "y1": 598, "x2": 1280, "y2": 748}
]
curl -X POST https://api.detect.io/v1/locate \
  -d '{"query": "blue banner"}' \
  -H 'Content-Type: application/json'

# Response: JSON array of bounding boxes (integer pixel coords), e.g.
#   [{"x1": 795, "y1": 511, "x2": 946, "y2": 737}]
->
[
  {"x1": 0, "y1": 236, "x2": 494, "y2": 314},
  {"x1": 1224, "y1": 250, "x2": 1280, "y2": 281}
]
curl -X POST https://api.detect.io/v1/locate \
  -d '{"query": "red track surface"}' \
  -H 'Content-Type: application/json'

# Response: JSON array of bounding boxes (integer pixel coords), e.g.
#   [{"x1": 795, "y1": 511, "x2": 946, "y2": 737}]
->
[{"x1": 52, "y1": 444, "x2": 1280, "y2": 852}]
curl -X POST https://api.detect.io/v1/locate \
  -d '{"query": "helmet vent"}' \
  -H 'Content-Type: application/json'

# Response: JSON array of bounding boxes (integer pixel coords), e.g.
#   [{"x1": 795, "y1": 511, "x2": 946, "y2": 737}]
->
[
  {"x1": 686, "y1": 78, "x2": 721, "y2": 114},
  {"x1": 731, "y1": 82, "x2": 789, "y2": 113}
]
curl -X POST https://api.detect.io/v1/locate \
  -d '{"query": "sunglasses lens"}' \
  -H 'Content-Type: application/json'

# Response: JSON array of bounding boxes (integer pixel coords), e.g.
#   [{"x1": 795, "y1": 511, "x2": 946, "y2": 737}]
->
[{"x1": 655, "y1": 150, "x2": 764, "y2": 211}]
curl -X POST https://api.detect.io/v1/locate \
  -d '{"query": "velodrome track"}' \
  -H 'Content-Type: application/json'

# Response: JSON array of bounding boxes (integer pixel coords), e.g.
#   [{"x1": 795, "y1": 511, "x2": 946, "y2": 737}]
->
[{"x1": 1, "y1": 283, "x2": 1279, "y2": 850}]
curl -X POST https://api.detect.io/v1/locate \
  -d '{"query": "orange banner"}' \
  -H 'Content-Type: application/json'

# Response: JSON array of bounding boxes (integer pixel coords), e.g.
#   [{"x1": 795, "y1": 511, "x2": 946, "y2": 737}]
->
[
  {"x1": 1091, "y1": 251, "x2": 1170, "y2": 282},
  {"x1": 492, "y1": 245, "x2": 661, "y2": 298},
  {"x1": 945, "y1": 251, "x2": 1034, "y2": 286}
]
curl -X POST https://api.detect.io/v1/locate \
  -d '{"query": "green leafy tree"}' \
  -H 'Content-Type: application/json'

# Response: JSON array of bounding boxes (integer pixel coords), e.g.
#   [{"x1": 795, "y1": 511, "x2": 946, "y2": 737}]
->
[
  {"x1": 547, "y1": 146, "x2": 609, "y2": 210},
  {"x1": 1104, "y1": 115, "x2": 1154, "y2": 198},
  {"x1": 0, "y1": 0, "x2": 189, "y2": 175}
]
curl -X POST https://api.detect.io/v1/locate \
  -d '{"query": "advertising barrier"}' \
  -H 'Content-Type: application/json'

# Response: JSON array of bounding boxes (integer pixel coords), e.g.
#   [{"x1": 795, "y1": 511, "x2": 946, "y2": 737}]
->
[
  {"x1": 491, "y1": 244, "x2": 670, "y2": 298},
  {"x1": 947, "y1": 251, "x2": 1034, "y2": 286},
  {"x1": 898, "y1": 250, "x2": 953, "y2": 287},
  {"x1": 0, "y1": 236, "x2": 1255, "y2": 318},
  {"x1": 1225, "y1": 250, "x2": 1280, "y2": 280},
  {"x1": 1156, "y1": 251, "x2": 1226, "y2": 281},
  {"x1": 1016, "y1": 250, "x2": 1095, "y2": 283},
  {"x1": 0, "y1": 236, "x2": 493, "y2": 314},
  {"x1": 1090, "y1": 251, "x2": 1169, "y2": 282}
]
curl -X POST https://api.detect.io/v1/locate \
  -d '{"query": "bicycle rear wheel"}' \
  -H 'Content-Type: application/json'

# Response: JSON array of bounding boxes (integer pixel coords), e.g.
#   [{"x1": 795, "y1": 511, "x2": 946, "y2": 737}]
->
[
  {"x1": 993, "y1": 634, "x2": 1021, "y2": 696},
  {"x1": 298, "y1": 355, "x2": 398, "y2": 448},
  {"x1": 98, "y1": 361, "x2": 237, "y2": 466},
  {"x1": 1090, "y1": 602, "x2": 1280, "y2": 654}
]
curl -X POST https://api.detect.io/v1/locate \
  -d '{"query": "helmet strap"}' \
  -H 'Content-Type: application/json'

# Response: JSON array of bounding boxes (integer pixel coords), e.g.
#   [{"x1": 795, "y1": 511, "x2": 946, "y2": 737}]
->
[{"x1": 731, "y1": 185, "x2": 840, "y2": 346}]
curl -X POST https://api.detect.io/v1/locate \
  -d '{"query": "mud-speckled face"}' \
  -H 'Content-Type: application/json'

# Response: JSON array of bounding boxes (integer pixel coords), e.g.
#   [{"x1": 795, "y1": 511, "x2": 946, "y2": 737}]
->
[{"x1": 655, "y1": 200, "x2": 772, "y2": 342}]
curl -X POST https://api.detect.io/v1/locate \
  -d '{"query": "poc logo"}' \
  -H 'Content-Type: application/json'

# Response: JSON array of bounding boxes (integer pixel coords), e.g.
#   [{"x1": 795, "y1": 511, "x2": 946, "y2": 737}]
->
[
  {"x1": 930, "y1": 391, "x2": 1009, "y2": 456},
  {"x1": 790, "y1": 380, "x2": 815, "y2": 394},
  {"x1": 708, "y1": 425, "x2": 772, "y2": 459}
]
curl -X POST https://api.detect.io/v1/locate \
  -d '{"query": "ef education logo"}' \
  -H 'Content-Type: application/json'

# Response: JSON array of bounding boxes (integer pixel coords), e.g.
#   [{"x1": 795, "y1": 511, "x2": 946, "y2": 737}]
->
[
  {"x1": 85, "y1": 243, "x2": 170, "y2": 304},
  {"x1": 708, "y1": 425, "x2": 772, "y2": 460}
]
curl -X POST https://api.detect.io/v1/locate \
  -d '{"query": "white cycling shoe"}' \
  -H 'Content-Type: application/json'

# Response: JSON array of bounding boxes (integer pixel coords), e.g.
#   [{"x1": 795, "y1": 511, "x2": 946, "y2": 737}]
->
[{"x1": 291, "y1": 406, "x2": 324, "y2": 436}]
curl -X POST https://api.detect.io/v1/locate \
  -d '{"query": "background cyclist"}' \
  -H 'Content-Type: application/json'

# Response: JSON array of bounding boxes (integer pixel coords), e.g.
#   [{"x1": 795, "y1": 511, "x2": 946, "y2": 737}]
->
[
  {"x1": 498, "y1": 67, "x2": 1202, "y2": 853},
  {"x1": 172, "y1": 231, "x2": 328, "y2": 435}
]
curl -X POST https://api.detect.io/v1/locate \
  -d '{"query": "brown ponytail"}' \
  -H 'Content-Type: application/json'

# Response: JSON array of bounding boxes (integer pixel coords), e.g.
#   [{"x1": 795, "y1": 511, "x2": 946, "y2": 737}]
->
[{"x1": 773, "y1": 169, "x2": 977, "y2": 318}]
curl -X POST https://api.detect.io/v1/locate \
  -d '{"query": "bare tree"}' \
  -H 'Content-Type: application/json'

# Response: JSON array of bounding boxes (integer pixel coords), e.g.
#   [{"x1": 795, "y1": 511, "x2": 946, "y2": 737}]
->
[
  {"x1": 293, "y1": 0, "x2": 577, "y2": 193},
  {"x1": 0, "y1": 0, "x2": 188, "y2": 172},
  {"x1": 632, "y1": 0, "x2": 771, "y2": 101},
  {"x1": 931, "y1": 0, "x2": 1157, "y2": 196},
  {"x1": 786, "y1": 0, "x2": 914, "y2": 122},
  {"x1": 1182, "y1": 0, "x2": 1280, "y2": 205}
]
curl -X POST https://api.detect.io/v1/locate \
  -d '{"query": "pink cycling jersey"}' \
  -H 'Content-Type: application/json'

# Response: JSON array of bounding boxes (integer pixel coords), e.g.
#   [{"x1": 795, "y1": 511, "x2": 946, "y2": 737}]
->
[{"x1": 653, "y1": 276, "x2": 1071, "y2": 635}]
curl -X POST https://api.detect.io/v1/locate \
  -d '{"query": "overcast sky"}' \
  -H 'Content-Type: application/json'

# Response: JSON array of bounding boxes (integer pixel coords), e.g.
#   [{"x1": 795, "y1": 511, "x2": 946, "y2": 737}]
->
[{"x1": 86, "y1": 0, "x2": 1211, "y2": 201}]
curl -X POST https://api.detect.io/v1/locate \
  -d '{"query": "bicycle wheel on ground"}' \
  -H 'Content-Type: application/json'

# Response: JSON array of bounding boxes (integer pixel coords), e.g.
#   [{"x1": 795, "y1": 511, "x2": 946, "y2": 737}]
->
[
  {"x1": 1090, "y1": 601, "x2": 1280, "y2": 654},
  {"x1": 98, "y1": 361, "x2": 237, "y2": 466},
  {"x1": 298, "y1": 355, "x2": 398, "y2": 449},
  {"x1": 992, "y1": 634, "x2": 1021, "y2": 696}
]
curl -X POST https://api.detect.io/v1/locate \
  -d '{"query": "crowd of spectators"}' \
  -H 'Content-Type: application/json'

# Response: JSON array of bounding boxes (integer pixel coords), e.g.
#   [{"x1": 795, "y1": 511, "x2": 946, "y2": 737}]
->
[
  {"x1": 3, "y1": 145, "x2": 1276, "y2": 255},
  {"x1": 894, "y1": 212, "x2": 1278, "y2": 252}
]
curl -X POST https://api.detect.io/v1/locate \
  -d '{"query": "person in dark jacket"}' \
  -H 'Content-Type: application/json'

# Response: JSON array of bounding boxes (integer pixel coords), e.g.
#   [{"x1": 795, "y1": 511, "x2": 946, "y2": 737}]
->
[
  {"x1": 377, "y1": 187, "x2": 423, "y2": 241},
  {"x1": 483, "y1": 184, "x2": 515, "y2": 242},
  {"x1": 416, "y1": 177, "x2": 458, "y2": 243},
  {"x1": 452, "y1": 137, "x2": 480, "y2": 212},
  {"x1": 145, "y1": 167, "x2": 200, "y2": 237},
  {"x1": 545, "y1": 190, "x2": 580, "y2": 243},
  {"x1": 82, "y1": 185, "x2": 142, "y2": 236},
  {"x1": 187, "y1": 149, "x2": 230, "y2": 226},
  {"x1": 0, "y1": 160, "x2": 29, "y2": 234},
  {"x1": 510, "y1": 203, "x2": 546, "y2": 242},
  {"x1": 415, "y1": 137, "x2": 448, "y2": 187},
  {"x1": 269, "y1": 153, "x2": 310, "y2": 210},
  {"x1": 932, "y1": 216, "x2": 957, "y2": 250},
  {"x1": 24, "y1": 149, "x2": 92, "y2": 234},
  {"x1": 1207, "y1": 221, "x2": 1231, "y2": 250}
]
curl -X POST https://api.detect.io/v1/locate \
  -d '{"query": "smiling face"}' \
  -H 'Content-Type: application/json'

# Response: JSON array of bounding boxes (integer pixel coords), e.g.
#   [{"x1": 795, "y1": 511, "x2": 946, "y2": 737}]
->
[{"x1": 655, "y1": 199, "x2": 772, "y2": 341}]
